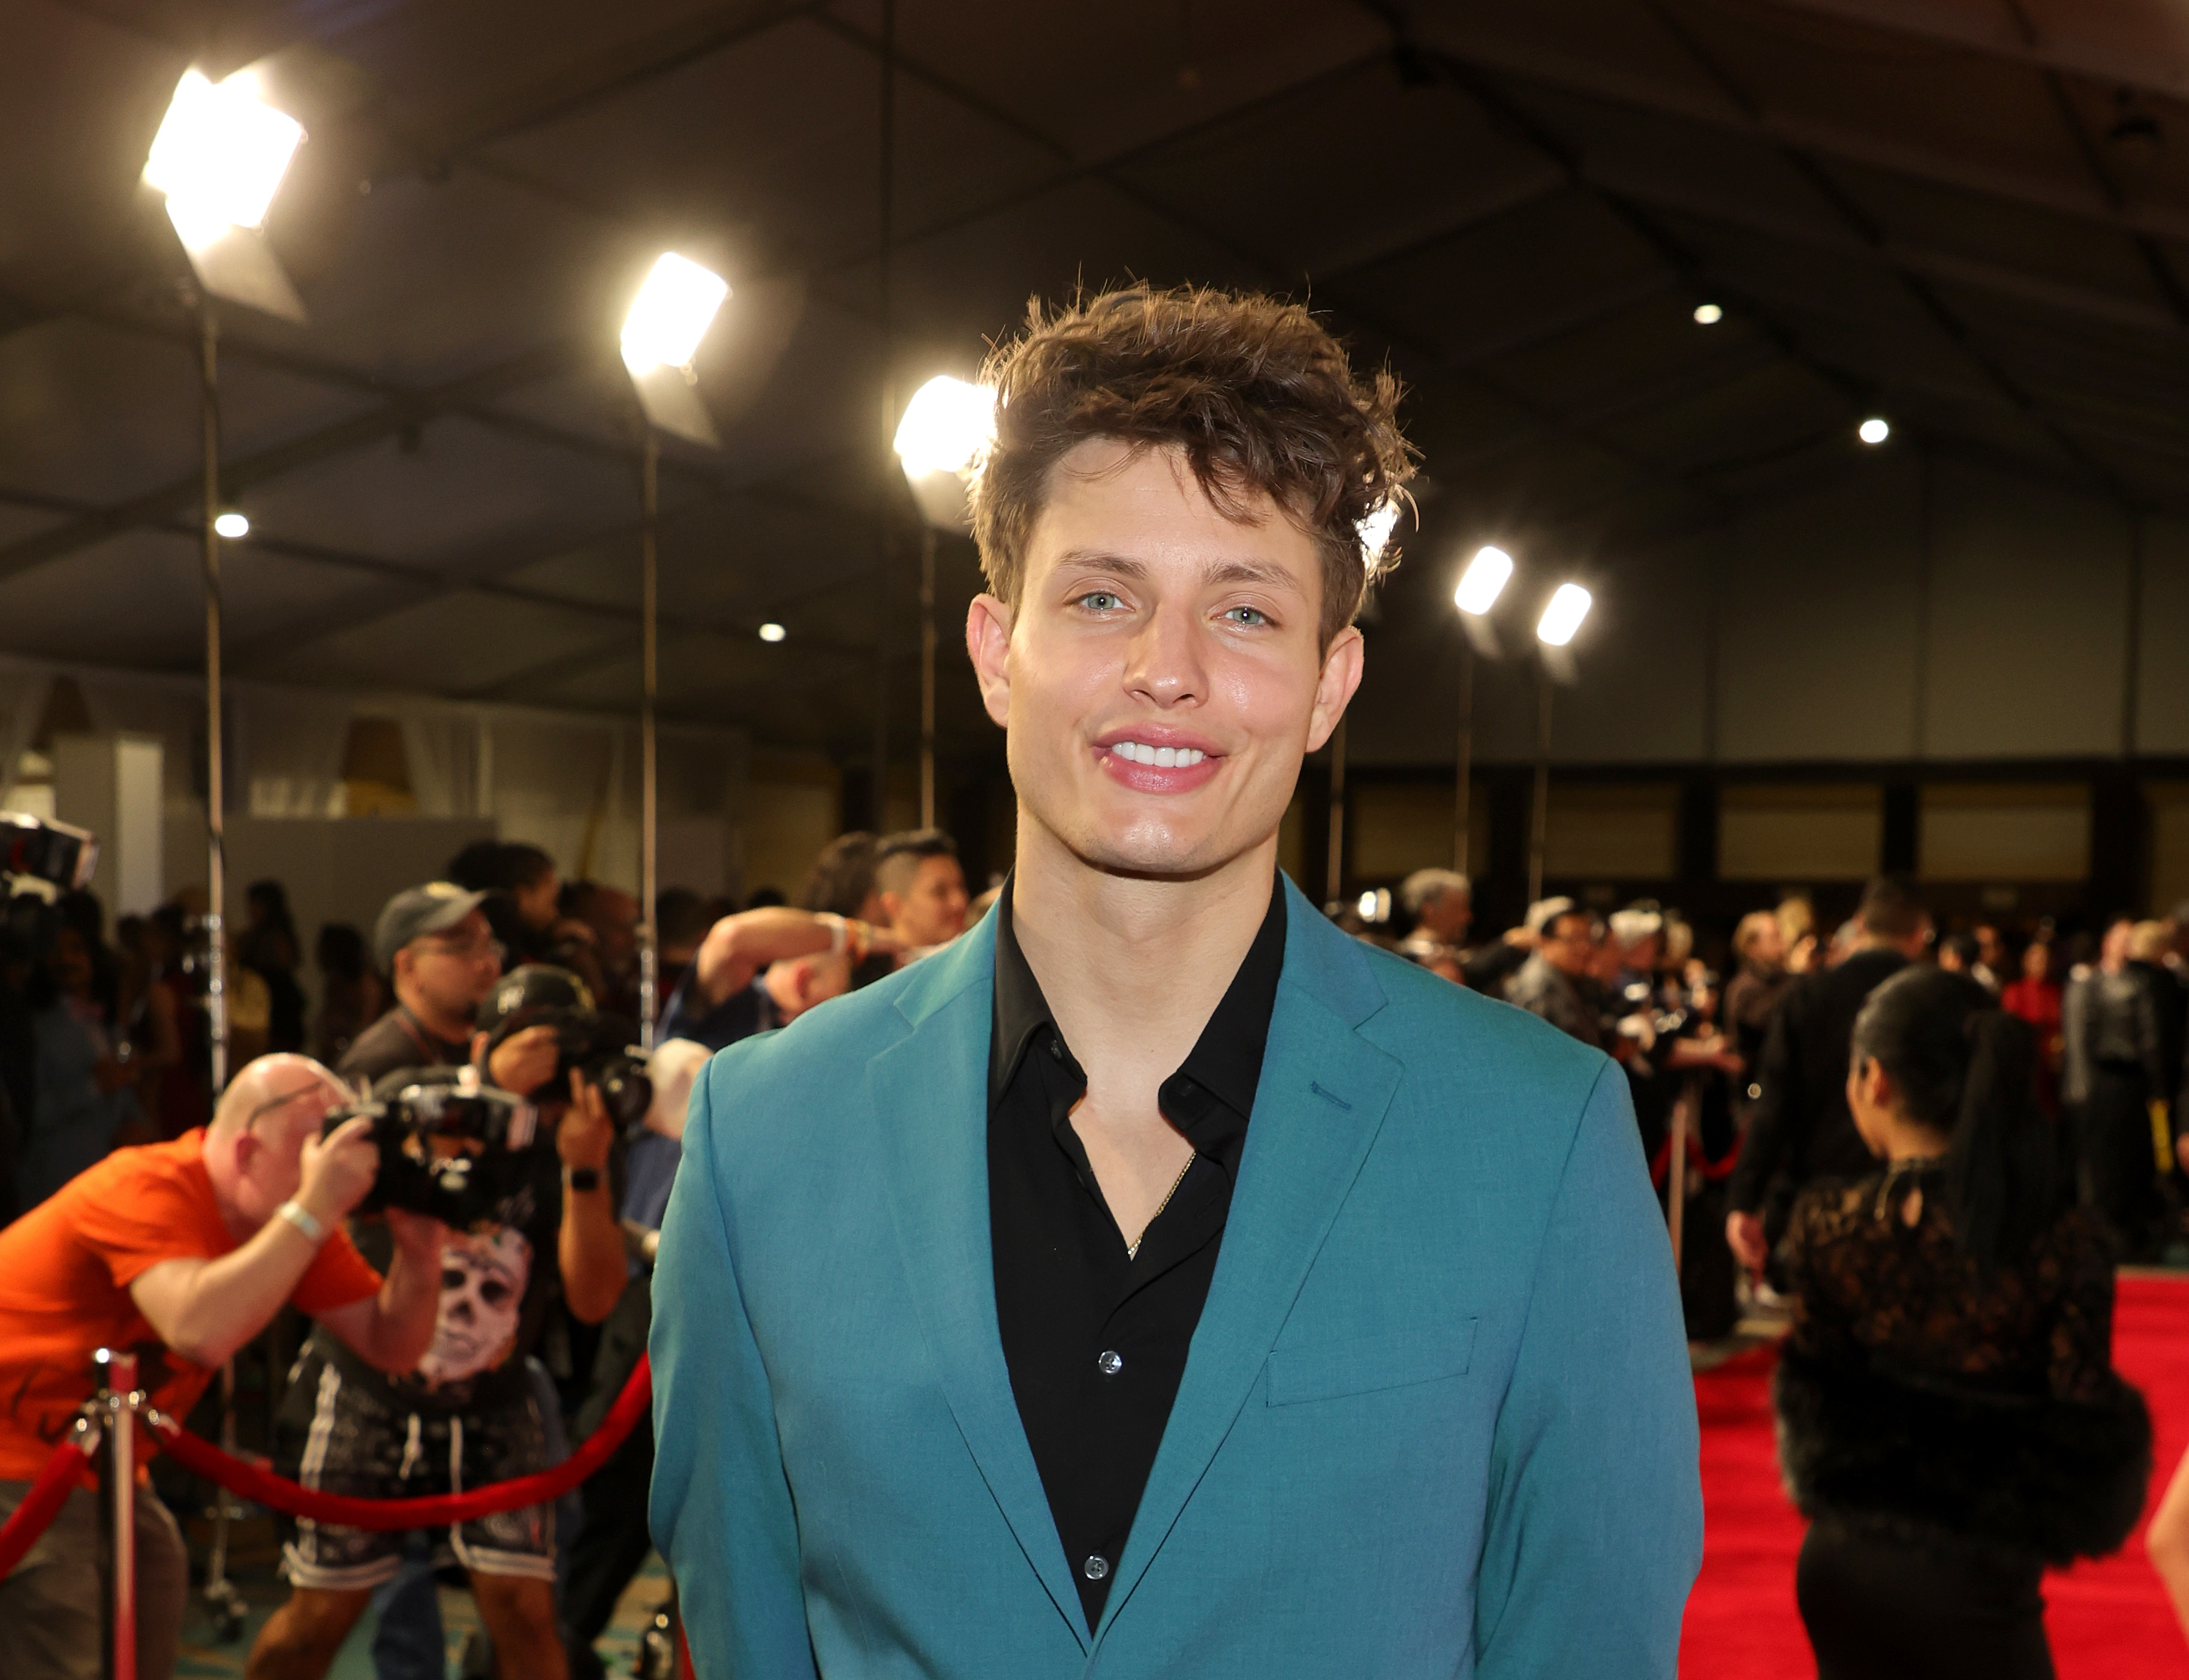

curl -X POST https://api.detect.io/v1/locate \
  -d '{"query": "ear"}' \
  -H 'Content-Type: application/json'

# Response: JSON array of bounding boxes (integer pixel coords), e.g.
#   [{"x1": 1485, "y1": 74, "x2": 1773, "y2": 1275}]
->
[
  {"x1": 966, "y1": 594, "x2": 1014, "y2": 728},
  {"x1": 1306, "y1": 625, "x2": 1365, "y2": 753}
]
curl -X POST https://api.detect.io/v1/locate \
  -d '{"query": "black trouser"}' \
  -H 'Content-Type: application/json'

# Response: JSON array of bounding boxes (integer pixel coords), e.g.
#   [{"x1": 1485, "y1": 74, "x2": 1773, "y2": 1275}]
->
[
  {"x1": 2080, "y1": 1061, "x2": 2161, "y2": 1253},
  {"x1": 1798, "y1": 1517, "x2": 2053, "y2": 1680}
]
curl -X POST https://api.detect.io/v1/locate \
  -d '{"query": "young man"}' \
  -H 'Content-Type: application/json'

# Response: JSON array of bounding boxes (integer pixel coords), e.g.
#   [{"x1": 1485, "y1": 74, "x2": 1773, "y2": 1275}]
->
[
  {"x1": 247, "y1": 969, "x2": 627, "y2": 1680},
  {"x1": 651, "y1": 285, "x2": 1700, "y2": 1677},
  {"x1": 0, "y1": 1055, "x2": 442, "y2": 1680},
  {"x1": 873, "y1": 828, "x2": 972, "y2": 949}
]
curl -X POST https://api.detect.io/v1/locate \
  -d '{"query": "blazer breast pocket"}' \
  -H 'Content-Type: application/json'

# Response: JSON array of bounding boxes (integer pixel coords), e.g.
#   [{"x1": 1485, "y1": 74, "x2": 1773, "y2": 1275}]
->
[{"x1": 1264, "y1": 1317, "x2": 1479, "y2": 1408}]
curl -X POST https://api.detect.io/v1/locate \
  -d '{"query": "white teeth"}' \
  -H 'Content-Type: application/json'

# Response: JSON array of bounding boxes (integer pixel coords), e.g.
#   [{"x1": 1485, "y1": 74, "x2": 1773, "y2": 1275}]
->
[{"x1": 1112, "y1": 740, "x2": 1206, "y2": 767}]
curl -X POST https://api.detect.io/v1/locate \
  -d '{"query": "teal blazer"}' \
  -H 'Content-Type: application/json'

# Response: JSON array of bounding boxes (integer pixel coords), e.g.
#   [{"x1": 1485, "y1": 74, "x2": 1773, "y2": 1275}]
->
[{"x1": 651, "y1": 875, "x2": 1702, "y2": 1678}]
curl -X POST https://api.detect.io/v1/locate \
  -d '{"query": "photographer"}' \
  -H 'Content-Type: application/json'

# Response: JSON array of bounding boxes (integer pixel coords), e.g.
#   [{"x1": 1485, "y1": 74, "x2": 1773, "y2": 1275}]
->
[
  {"x1": 339, "y1": 884, "x2": 505, "y2": 1085},
  {"x1": 248, "y1": 967, "x2": 627, "y2": 1680},
  {"x1": 0, "y1": 1055, "x2": 442, "y2": 1680}
]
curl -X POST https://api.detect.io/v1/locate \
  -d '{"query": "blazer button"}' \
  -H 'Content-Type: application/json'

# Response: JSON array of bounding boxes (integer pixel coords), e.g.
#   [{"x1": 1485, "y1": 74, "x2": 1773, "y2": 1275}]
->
[
  {"x1": 1097, "y1": 1350, "x2": 1124, "y2": 1377},
  {"x1": 1083, "y1": 1555, "x2": 1110, "y2": 1581}
]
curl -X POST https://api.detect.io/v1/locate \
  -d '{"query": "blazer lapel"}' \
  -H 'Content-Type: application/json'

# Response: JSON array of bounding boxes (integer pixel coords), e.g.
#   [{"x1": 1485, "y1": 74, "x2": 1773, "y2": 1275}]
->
[
  {"x1": 866, "y1": 922, "x2": 1089, "y2": 1648},
  {"x1": 1094, "y1": 878, "x2": 1403, "y2": 1637}
]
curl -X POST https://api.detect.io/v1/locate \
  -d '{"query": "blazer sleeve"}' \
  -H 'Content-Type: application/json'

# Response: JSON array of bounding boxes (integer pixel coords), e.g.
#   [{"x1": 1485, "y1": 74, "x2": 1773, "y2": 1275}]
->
[
  {"x1": 649, "y1": 1065, "x2": 820, "y2": 1680},
  {"x1": 1474, "y1": 1061, "x2": 1703, "y2": 1679}
]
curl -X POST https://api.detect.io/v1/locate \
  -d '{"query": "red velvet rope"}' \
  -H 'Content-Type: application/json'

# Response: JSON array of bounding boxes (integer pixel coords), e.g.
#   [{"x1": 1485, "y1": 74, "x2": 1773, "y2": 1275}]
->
[
  {"x1": 147, "y1": 1353, "x2": 652, "y2": 1532},
  {"x1": 0, "y1": 1431, "x2": 98, "y2": 1579}
]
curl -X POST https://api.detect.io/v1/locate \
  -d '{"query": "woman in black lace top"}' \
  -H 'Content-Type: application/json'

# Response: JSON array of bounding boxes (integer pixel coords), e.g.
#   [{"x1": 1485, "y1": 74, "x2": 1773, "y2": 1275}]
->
[{"x1": 1775, "y1": 965, "x2": 2151, "y2": 1680}]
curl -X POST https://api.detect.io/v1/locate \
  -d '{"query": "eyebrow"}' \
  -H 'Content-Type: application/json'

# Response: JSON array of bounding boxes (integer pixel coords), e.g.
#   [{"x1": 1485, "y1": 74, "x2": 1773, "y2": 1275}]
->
[{"x1": 1052, "y1": 549, "x2": 1303, "y2": 593}]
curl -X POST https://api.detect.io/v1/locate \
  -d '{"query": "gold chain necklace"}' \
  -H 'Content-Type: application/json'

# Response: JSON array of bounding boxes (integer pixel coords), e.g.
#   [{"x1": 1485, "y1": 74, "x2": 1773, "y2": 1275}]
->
[{"x1": 1125, "y1": 1155, "x2": 1196, "y2": 1261}]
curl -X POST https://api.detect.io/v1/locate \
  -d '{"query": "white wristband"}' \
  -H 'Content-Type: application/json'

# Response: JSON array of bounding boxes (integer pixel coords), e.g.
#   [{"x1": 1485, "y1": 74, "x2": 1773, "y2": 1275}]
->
[
  {"x1": 817, "y1": 912, "x2": 848, "y2": 955},
  {"x1": 275, "y1": 1199, "x2": 327, "y2": 1245}
]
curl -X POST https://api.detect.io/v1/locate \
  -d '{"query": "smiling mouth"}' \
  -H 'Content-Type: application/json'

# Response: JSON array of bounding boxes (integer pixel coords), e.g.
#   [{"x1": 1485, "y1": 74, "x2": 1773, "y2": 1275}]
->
[{"x1": 1106, "y1": 739, "x2": 1209, "y2": 768}]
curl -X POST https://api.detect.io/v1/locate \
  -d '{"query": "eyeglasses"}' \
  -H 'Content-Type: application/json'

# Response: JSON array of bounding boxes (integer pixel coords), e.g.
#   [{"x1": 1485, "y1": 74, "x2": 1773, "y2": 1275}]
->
[
  {"x1": 419, "y1": 934, "x2": 505, "y2": 964},
  {"x1": 242, "y1": 1082, "x2": 346, "y2": 1133}
]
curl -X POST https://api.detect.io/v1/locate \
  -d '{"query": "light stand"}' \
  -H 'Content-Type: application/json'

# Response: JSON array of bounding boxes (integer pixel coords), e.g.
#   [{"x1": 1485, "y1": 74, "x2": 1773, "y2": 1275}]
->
[
  {"x1": 147, "y1": 65, "x2": 307, "y2": 1091},
  {"x1": 1452, "y1": 545, "x2": 1513, "y2": 877},
  {"x1": 1528, "y1": 659, "x2": 1552, "y2": 908},
  {"x1": 893, "y1": 375, "x2": 995, "y2": 831},
  {"x1": 196, "y1": 300, "x2": 229, "y2": 1092},
  {"x1": 638, "y1": 424, "x2": 660, "y2": 1050},
  {"x1": 1527, "y1": 580, "x2": 1594, "y2": 907},
  {"x1": 621, "y1": 252, "x2": 729, "y2": 1049}
]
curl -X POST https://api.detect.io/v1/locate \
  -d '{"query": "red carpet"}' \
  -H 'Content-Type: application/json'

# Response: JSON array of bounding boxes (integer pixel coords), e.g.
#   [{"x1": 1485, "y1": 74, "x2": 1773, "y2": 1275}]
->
[{"x1": 1682, "y1": 1275, "x2": 2189, "y2": 1676}]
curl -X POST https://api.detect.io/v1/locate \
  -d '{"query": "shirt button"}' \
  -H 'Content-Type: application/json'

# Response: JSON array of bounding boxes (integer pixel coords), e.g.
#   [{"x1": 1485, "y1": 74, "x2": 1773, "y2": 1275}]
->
[
  {"x1": 1097, "y1": 1350, "x2": 1124, "y2": 1377},
  {"x1": 1048, "y1": 1035, "x2": 1064, "y2": 1062},
  {"x1": 1083, "y1": 1554, "x2": 1110, "y2": 1581}
]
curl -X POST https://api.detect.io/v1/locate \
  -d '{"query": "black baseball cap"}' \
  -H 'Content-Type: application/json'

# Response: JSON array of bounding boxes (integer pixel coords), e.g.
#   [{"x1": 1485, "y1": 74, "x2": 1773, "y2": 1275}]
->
[{"x1": 374, "y1": 882, "x2": 488, "y2": 970}]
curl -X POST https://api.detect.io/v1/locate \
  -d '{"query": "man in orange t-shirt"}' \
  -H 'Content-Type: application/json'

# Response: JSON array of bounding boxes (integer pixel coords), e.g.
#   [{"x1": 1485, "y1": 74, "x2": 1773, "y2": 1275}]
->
[{"x1": 0, "y1": 1052, "x2": 445, "y2": 1680}]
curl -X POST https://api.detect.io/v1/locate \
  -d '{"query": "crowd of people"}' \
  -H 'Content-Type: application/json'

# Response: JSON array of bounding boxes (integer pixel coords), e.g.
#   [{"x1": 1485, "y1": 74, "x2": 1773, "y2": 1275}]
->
[
  {"x1": 0, "y1": 825, "x2": 972, "y2": 1680},
  {"x1": 7, "y1": 814, "x2": 2189, "y2": 1676}
]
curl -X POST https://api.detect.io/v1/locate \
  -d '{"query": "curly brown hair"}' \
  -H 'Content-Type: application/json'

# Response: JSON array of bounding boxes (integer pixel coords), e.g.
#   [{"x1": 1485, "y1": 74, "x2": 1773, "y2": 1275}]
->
[{"x1": 968, "y1": 284, "x2": 1416, "y2": 648}]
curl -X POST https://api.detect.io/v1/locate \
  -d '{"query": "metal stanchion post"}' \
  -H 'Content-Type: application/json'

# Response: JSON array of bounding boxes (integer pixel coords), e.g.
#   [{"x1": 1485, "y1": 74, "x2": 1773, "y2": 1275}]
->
[{"x1": 93, "y1": 1347, "x2": 139, "y2": 1680}]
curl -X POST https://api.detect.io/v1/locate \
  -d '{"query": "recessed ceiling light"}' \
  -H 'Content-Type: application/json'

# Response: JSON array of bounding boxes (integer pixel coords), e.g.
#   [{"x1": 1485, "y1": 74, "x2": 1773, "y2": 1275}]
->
[
  {"x1": 757, "y1": 622, "x2": 786, "y2": 643},
  {"x1": 213, "y1": 511, "x2": 249, "y2": 538},
  {"x1": 1857, "y1": 417, "x2": 1890, "y2": 445},
  {"x1": 1693, "y1": 302, "x2": 1723, "y2": 325}
]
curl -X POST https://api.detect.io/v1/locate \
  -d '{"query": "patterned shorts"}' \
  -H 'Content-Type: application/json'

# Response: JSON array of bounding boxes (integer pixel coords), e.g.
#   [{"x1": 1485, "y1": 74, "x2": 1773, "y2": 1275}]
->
[{"x1": 271, "y1": 1342, "x2": 557, "y2": 1591}]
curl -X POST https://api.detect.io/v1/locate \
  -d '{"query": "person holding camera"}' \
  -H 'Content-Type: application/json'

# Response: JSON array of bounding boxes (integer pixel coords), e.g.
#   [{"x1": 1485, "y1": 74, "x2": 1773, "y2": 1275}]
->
[
  {"x1": 341, "y1": 883, "x2": 506, "y2": 1086},
  {"x1": 248, "y1": 966, "x2": 627, "y2": 1680},
  {"x1": 0, "y1": 1053, "x2": 444, "y2": 1680}
]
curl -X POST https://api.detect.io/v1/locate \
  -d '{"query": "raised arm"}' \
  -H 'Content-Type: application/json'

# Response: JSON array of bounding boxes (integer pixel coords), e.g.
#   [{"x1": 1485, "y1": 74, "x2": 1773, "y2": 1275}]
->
[
  {"x1": 130, "y1": 1116, "x2": 385, "y2": 1370},
  {"x1": 688, "y1": 908, "x2": 898, "y2": 1007},
  {"x1": 650, "y1": 1066, "x2": 820, "y2": 1680},
  {"x1": 1474, "y1": 1062, "x2": 1702, "y2": 1679}
]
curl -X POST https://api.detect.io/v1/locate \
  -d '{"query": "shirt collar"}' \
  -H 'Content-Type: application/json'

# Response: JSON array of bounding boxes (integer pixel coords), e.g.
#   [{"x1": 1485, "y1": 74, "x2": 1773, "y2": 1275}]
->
[{"x1": 987, "y1": 871, "x2": 1287, "y2": 1135}]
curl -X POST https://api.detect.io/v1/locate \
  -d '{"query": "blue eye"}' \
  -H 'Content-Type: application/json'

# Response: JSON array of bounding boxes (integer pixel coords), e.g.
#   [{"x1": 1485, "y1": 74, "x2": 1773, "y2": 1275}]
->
[
  {"x1": 1079, "y1": 592, "x2": 1122, "y2": 612},
  {"x1": 1224, "y1": 606, "x2": 1269, "y2": 627}
]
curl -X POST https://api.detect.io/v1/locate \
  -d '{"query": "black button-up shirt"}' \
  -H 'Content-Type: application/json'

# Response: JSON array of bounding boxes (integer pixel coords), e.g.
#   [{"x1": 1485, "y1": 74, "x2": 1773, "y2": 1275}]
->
[{"x1": 988, "y1": 874, "x2": 1285, "y2": 1629}]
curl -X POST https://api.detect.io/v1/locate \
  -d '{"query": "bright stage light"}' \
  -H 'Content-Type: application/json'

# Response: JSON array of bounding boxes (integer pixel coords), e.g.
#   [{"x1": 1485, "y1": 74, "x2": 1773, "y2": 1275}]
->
[
  {"x1": 1357, "y1": 499, "x2": 1401, "y2": 562},
  {"x1": 757, "y1": 622, "x2": 787, "y2": 643},
  {"x1": 1693, "y1": 302, "x2": 1723, "y2": 325},
  {"x1": 213, "y1": 511, "x2": 249, "y2": 538},
  {"x1": 1455, "y1": 545, "x2": 1514, "y2": 616},
  {"x1": 1858, "y1": 416, "x2": 1890, "y2": 445},
  {"x1": 621, "y1": 254, "x2": 730, "y2": 374},
  {"x1": 895, "y1": 376, "x2": 995, "y2": 476},
  {"x1": 144, "y1": 70, "x2": 304, "y2": 239},
  {"x1": 1536, "y1": 583, "x2": 1592, "y2": 648}
]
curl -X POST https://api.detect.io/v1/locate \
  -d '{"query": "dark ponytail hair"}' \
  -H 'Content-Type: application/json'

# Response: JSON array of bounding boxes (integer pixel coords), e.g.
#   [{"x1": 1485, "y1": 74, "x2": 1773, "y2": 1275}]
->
[{"x1": 1850, "y1": 965, "x2": 2061, "y2": 1270}]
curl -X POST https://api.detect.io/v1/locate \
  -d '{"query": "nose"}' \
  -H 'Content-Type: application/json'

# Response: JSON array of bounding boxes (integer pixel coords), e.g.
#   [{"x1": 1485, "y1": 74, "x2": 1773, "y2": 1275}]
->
[{"x1": 1121, "y1": 598, "x2": 1209, "y2": 709}]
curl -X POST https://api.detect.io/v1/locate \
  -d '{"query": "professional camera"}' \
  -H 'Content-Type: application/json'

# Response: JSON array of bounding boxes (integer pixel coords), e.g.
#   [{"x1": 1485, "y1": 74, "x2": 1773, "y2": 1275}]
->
[
  {"x1": 1, "y1": 812, "x2": 99, "y2": 966},
  {"x1": 480, "y1": 963, "x2": 652, "y2": 1133},
  {"x1": 326, "y1": 1065, "x2": 549, "y2": 1230},
  {"x1": 1, "y1": 811, "x2": 98, "y2": 893}
]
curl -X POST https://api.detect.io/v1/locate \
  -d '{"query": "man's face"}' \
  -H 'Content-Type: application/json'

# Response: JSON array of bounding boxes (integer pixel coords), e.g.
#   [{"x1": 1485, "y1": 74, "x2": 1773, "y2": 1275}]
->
[
  {"x1": 1540, "y1": 914, "x2": 1598, "y2": 977},
  {"x1": 1420, "y1": 889, "x2": 1472, "y2": 944},
  {"x1": 399, "y1": 910, "x2": 501, "y2": 1017},
  {"x1": 514, "y1": 871, "x2": 560, "y2": 931},
  {"x1": 886, "y1": 856, "x2": 969, "y2": 947},
  {"x1": 234, "y1": 1076, "x2": 350, "y2": 1221},
  {"x1": 968, "y1": 441, "x2": 1360, "y2": 881}
]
